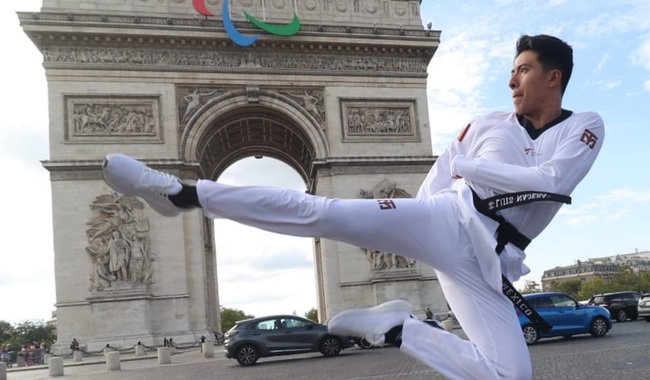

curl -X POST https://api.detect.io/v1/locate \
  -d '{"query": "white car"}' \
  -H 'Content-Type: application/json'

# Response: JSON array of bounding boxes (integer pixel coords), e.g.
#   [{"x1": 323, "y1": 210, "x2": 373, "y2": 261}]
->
[{"x1": 638, "y1": 293, "x2": 650, "y2": 322}]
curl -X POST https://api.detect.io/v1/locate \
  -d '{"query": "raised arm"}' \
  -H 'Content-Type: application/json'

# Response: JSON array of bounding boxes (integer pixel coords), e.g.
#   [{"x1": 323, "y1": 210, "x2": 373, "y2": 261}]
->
[{"x1": 452, "y1": 113, "x2": 604, "y2": 195}]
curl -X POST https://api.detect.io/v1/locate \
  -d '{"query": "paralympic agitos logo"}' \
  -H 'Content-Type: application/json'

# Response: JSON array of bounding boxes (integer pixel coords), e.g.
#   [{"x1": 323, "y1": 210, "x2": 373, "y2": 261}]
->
[{"x1": 192, "y1": 0, "x2": 301, "y2": 47}]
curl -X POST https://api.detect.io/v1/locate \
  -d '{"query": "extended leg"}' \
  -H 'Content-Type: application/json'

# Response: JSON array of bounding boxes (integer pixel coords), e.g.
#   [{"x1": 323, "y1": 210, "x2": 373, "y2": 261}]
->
[
  {"x1": 400, "y1": 254, "x2": 532, "y2": 380},
  {"x1": 196, "y1": 180, "x2": 465, "y2": 273}
]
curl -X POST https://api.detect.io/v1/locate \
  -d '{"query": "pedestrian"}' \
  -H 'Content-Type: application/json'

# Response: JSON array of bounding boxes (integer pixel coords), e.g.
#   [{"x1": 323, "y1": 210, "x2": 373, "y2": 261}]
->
[
  {"x1": 102, "y1": 34, "x2": 604, "y2": 380},
  {"x1": 425, "y1": 307, "x2": 433, "y2": 320}
]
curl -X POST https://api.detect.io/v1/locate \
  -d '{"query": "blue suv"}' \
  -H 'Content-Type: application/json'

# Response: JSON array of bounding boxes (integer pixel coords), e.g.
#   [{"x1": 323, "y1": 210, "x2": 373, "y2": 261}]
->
[{"x1": 517, "y1": 292, "x2": 612, "y2": 345}]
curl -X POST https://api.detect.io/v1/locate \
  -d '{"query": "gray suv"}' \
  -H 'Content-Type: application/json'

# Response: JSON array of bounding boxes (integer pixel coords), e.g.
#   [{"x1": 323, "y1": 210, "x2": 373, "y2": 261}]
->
[
  {"x1": 588, "y1": 291, "x2": 640, "y2": 322},
  {"x1": 223, "y1": 314, "x2": 354, "y2": 366}
]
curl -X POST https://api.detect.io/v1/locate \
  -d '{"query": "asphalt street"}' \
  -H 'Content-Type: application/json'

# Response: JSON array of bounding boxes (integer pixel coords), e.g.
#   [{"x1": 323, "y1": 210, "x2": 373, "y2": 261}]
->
[{"x1": 5, "y1": 319, "x2": 650, "y2": 379}]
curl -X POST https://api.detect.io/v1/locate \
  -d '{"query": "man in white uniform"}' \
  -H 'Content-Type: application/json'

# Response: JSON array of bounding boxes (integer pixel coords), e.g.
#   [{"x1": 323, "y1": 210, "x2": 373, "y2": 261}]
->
[{"x1": 102, "y1": 35, "x2": 604, "y2": 379}]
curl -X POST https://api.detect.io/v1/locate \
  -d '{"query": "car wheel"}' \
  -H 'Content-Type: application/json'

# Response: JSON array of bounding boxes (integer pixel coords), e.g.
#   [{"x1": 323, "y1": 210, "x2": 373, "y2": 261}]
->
[
  {"x1": 644, "y1": 317, "x2": 650, "y2": 322},
  {"x1": 615, "y1": 309, "x2": 627, "y2": 322},
  {"x1": 590, "y1": 316, "x2": 608, "y2": 337},
  {"x1": 235, "y1": 344, "x2": 259, "y2": 366},
  {"x1": 522, "y1": 324, "x2": 539, "y2": 345},
  {"x1": 356, "y1": 338, "x2": 374, "y2": 349},
  {"x1": 319, "y1": 336, "x2": 342, "y2": 357},
  {"x1": 386, "y1": 325, "x2": 403, "y2": 347}
]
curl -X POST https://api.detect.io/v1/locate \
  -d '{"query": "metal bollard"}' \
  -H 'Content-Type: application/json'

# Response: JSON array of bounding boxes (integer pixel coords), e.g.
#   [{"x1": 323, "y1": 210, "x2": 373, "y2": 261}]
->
[
  {"x1": 105, "y1": 351, "x2": 121, "y2": 371},
  {"x1": 202, "y1": 342, "x2": 214, "y2": 359},
  {"x1": 0, "y1": 362, "x2": 7, "y2": 380},
  {"x1": 49, "y1": 356, "x2": 64, "y2": 377},
  {"x1": 157, "y1": 347, "x2": 172, "y2": 364}
]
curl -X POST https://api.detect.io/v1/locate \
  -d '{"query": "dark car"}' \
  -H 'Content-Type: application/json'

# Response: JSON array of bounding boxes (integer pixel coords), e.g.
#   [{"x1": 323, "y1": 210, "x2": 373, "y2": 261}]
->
[
  {"x1": 588, "y1": 291, "x2": 640, "y2": 322},
  {"x1": 518, "y1": 292, "x2": 612, "y2": 345},
  {"x1": 355, "y1": 316, "x2": 443, "y2": 348},
  {"x1": 223, "y1": 314, "x2": 354, "y2": 366},
  {"x1": 637, "y1": 293, "x2": 650, "y2": 322}
]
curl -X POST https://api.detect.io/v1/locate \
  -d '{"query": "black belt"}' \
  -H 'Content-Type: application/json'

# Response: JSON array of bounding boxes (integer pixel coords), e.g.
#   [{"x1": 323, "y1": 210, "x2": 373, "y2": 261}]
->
[{"x1": 471, "y1": 189, "x2": 572, "y2": 334}]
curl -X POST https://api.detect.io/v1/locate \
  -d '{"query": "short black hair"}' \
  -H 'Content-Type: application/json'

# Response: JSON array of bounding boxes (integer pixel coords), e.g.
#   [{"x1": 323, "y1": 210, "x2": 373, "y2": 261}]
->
[{"x1": 516, "y1": 35, "x2": 573, "y2": 94}]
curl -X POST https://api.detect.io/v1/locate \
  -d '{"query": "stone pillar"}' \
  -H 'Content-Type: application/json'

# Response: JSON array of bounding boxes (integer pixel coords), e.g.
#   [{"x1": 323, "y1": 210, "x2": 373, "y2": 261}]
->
[
  {"x1": 0, "y1": 362, "x2": 6, "y2": 380},
  {"x1": 105, "y1": 351, "x2": 121, "y2": 371},
  {"x1": 157, "y1": 347, "x2": 172, "y2": 364},
  {"x1": 49, "y1": 357, "x2": 64, "y2": 377},
  {"x1": 135, "y1": 344, "x2": 146, "y2": 356},
  {"x1": 202, "y1": 342, "x2": 214, "y2": 359},
  {"x1": 73, "y1": 350, "x2": 83, "y2": 362},
  {"x1": 43, "y1": 353, "x2": 52, "y2": 364},
  {"x1": 16, "y1": 355, "x2": 26, "y2": 367}
]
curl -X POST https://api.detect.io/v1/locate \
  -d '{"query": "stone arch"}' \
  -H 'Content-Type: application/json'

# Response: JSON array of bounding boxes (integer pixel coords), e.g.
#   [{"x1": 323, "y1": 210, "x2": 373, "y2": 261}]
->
[{"x1": 181, "y1": 90, "x2": 329, "y2": 182}]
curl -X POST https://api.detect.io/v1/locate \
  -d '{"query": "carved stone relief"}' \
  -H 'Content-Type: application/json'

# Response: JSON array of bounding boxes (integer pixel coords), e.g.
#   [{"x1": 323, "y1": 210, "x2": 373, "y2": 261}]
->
[
  {"x1": 43, "y1": 47, "x2": 428, "y2": 77},
  {"x1": 85, "y1": 193, "x2": 156, "y2": 292},
  {"x1": 359, "y1": 179, "x2": 416, "y2": 272},
  {"x1": 176, "y1": 86, "x2": 325, "y2": 131},
  {"x1": 65, "y1": 95, "x2": 162, "y2": 143},
  {"x1": 341, "y1": 99, "x2": 419, "y2": 142},
  {"x1": 277, "y1": 89, "x2": 325, "y2": 124}
]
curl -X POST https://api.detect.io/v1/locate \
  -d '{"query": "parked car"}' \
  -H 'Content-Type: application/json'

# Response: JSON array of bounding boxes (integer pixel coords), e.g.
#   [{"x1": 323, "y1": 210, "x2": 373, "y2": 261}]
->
[
  {"x1": 587, "y1": 291, "x2": 640, "y2": 322},
  {"x1": 223, "y1": 314, "x2": 354, "y2": 366},
  {"x1": 518, "y1": 292, "x2": 612, "y2": 345},
  {"x1": 637, "y1": 293, "x2": 650, "y2": 322},
  {"x1": 355, "y1": 316, "x2": 443, "y2": 348}
]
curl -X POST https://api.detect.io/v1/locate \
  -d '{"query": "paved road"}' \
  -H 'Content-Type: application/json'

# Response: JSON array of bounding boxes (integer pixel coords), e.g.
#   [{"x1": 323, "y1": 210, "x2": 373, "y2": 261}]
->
[{"x1": 5, "y1": 320, "x2": 650, "y2": 379}]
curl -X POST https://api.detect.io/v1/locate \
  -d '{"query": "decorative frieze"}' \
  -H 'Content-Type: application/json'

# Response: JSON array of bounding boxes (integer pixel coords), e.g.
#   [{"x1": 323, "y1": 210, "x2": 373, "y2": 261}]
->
[
  {"x1": 341, "y1": 98, "x2": 419, "y2": 142},
  {"x1": 65, "y1": 95, "x2": 162, "y2": 143},
  {"x1": 43, "y1": 47, "x2": 429, "y2": 78}
]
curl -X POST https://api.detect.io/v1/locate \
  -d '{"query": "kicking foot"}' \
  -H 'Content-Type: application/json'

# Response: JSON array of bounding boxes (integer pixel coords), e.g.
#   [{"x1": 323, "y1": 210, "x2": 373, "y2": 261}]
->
[
  {"x1": 102, "y1": 153, "x2": 183, "y2": 217},
  {"x1": 328, "y1": 299, "x2": 412, "y2": 347}
]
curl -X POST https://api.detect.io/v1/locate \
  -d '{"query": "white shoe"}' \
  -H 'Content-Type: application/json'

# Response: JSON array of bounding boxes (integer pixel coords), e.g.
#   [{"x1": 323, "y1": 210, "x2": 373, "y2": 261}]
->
[
  {"x1": 328, "y1": 299, "x2": 412, "y2": 346},
  {"x1": 102, "y1": 153, "x2": 183, "y2": 217}
]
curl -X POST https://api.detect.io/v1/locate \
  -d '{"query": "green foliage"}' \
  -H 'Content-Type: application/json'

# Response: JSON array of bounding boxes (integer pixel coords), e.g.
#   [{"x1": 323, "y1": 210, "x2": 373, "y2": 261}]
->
[
  {"x1": 220, "y1": 307, "x2": 254, "y2": 333},
  {"x1": 0, "y1": 320, "x2": 56, "y2": 350},
  {"x1": 550, "y1": 279, "x2": 582, "y2": 299},
  {"x1": 304, "y1": 307, "x2": 318, "y2": 322},
  {"x1": 520, "y1": 280, "x2": 541, "y2": 294}
]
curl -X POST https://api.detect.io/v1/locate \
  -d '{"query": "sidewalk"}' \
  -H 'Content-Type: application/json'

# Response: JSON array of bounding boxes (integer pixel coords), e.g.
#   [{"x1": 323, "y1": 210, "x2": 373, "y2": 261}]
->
[{"x1": 4, "y1": 347, "x2": 220, "y2": 380}]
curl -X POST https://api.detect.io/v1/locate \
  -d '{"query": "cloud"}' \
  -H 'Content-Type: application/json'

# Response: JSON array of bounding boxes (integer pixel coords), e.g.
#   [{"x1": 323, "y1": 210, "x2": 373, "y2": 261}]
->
[
  {"x1": 587, "y1": 79, "x2": 622, "y2": 91},
  {"x1": 592, "y1": 53, "x2": 609, "y2": 74},
  {"x1": 645, "y1": 80, "x2": 650, "y2": 92},
  {"x1": 559, "y1": 188, "x2": 650, "y2": 225},
  {"x1": 631, "y1": 36, "x2": 650, "y2": 71}
]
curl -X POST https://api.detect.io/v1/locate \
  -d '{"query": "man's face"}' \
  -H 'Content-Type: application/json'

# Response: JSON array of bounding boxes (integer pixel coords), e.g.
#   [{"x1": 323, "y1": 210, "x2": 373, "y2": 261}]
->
[{"x1": 508, "y1": 50, "x2": 555, "y2": 116}]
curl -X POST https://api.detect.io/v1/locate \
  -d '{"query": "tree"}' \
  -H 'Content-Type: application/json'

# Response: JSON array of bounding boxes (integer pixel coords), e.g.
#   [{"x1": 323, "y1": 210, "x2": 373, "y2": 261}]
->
[
  {"x1": 0, "y1": 320, "x2": 56, "y2": 350},
  {"x1": 0, "y1": 320, "x2": 13, "y2": 342},
  {"x1": 551, "y1": 279, "x2": 582, "y2": 299},
  {"x1": 304, "y1": 308, "x2": 318, "y2": 322},
  {"x1": 520, "y1": 280, "x2": 541, "y2": 294},
  {"x1": 220, "y1": 307, "x2": 254, "y2": 333}
]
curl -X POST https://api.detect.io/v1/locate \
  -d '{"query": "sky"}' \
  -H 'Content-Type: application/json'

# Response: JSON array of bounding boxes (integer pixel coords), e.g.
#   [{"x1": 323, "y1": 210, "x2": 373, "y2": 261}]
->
[{"x1": 1, "y1": 0, "x2": 649, "y2": 325}]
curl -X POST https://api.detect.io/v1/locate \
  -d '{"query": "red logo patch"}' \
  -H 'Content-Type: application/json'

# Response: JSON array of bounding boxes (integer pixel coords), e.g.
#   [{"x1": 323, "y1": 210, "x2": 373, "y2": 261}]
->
[
  {"x1": 457, "y1": 123, "x2": 471, "y2": 142},
  {"x1": 377, "y1": 199, "x2": 397, "y2": 210},
  {"x1": 580, "y1": 129, "x2": 598, "y2": 149}
]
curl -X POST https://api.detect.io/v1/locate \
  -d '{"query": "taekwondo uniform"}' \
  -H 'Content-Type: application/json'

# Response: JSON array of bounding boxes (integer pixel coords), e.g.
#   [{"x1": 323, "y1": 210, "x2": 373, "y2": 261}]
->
[{"x1": 194, "y1": 110, "x2": 604, "y2": 380}]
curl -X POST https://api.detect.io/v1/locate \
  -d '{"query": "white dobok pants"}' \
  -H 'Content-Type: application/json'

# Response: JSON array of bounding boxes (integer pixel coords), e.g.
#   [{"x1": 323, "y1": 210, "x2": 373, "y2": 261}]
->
[{"x1": 196, "y1": 181, "x2": 532, "y2": 380}]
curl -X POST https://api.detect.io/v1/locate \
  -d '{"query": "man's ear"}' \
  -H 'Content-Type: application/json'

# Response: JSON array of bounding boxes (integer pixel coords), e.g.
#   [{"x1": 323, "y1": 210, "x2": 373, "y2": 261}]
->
[{"x1": 548, "y1": 69, "x2": 562, "y2": 90}]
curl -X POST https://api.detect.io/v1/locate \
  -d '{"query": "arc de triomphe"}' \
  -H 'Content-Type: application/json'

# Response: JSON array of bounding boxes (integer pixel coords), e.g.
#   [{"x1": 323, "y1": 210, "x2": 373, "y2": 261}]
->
[{"x1": 20, "y1": 0, "x2": 446, "y2": 351}]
